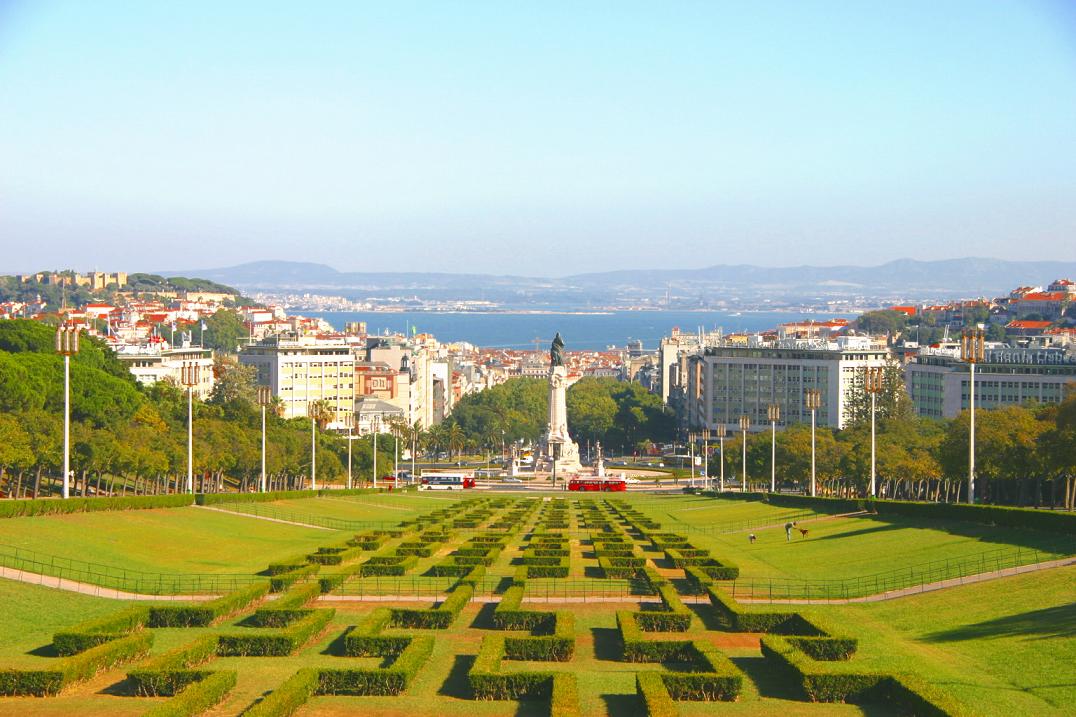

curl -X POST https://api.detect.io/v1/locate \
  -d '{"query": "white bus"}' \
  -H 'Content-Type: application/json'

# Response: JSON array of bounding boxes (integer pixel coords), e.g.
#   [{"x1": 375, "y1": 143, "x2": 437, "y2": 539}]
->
[{"x1": 419, "y1": 472, "x2": 475, "y2": 490}]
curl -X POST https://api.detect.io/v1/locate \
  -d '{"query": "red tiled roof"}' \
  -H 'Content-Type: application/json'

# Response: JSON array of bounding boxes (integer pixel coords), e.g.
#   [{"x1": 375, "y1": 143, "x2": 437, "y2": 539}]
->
[
  {"x1": 1021, "y1": 292, "x2": 1067, "y2": 301},
  {"x1": 1005, "y1": 320, "x2": 1052, "y2": 329}
]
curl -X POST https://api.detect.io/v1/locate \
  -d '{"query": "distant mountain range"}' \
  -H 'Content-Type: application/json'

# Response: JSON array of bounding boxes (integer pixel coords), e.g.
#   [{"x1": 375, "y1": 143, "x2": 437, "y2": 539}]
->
[{"x1": 163, "y1": 258, "x2": 1076, "y2": 308}]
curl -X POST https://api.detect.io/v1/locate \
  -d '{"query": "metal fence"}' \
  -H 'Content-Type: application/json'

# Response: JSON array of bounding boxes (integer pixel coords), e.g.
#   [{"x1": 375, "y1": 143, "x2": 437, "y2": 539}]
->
[
  {"x1": 0, "y1": 543, "x2": 260, "y2": 596},
  {"x1": 724, "y1": 546, "x2": 1072, "y2": 602},
  {"x1": 661, "y1": 509, "x2": 824, "y2": 536}
]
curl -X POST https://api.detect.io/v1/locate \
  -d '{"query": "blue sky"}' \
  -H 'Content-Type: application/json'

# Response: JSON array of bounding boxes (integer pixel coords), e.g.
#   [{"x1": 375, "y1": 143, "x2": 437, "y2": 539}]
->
[{"x1": 2, "y1": 1, "x2": 1075, "y2": 275}]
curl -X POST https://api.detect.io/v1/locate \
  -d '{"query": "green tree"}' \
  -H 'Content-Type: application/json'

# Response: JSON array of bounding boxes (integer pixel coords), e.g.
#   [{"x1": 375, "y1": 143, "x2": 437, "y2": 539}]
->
[{"x1": 202, "y1": 309, "x2": 248, "y2": 354}]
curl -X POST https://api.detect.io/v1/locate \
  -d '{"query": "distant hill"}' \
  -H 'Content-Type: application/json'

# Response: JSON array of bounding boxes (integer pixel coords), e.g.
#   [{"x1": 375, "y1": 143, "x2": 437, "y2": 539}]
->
[{"x1": 162, "y1": 257, "x2": 1076, "y2": 307}]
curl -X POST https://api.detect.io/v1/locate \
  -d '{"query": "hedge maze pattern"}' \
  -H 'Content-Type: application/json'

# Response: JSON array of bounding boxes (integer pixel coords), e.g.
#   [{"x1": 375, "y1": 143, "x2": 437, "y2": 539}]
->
[{"x1": 0, "y1": 493, "x2": 976, "y2": 716}]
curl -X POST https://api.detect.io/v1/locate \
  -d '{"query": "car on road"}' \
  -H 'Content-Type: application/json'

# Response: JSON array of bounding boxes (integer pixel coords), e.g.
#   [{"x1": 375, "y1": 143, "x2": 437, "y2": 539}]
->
[{"x1": 502, "y1": 477, "x2": 523, "y2": 483}]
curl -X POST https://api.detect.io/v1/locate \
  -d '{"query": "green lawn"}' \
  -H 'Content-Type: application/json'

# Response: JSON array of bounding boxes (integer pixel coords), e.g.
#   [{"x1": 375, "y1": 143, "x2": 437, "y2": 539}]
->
[
  {"x1": 0, "y1": 506, "x2": 333, "y2": 576},
  {"x1": 811, "y1": 566, "x2": 1076, "y2": 716},
  {"x1": 0, "y1": 493, "x2": 1072, "y2": 716},
  {"x1": 644, "y1": 497, "x2": 1075, "y2": 585}
]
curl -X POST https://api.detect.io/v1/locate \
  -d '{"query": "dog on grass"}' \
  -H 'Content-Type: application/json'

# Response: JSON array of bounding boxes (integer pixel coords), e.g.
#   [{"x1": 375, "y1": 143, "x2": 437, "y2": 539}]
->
[{"x1": 797, "y1": 527, "x2": 810, "y2": 539}]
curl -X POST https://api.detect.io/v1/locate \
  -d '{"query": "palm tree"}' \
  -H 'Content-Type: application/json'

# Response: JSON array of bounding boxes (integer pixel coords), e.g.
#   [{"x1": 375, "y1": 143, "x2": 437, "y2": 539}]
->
[
  {"x1": 308, "y1": 400, "x2": 335, "y2": 430},
  {"x1": 447, "y1": 423, "x2": 466, "y2": 462}
]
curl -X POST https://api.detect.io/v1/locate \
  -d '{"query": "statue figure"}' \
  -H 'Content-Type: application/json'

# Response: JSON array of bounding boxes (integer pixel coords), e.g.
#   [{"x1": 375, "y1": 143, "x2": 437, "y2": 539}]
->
[{"x1": 550, "y1": 332, "x2": 565, "y2": 368}]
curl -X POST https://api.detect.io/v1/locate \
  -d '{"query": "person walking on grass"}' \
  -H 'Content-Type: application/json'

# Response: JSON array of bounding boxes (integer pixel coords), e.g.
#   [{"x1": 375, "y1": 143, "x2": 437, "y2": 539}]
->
[{"x1": 785, "y1": 521, "x2": 796, "y2": 542}]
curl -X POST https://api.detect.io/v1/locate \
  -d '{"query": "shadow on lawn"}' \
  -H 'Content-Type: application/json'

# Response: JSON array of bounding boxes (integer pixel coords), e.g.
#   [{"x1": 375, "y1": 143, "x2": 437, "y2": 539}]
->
[
  {"x1": 925, "y1": 603, "x2": 1076, "y2": 642},
  {"x1": 601, "y1": 693, "x2": 642, "y2": 715},
  {"x1": 27, "y1": 643, "x2": 58, "y2": 657},
  {"x1": 438, "y1": 654, "x2": 475, "y2": 698},
  {"x1": 806, "y1": 521, "x2": 906, "y2": 542},
  {"x1": 469, "y1": 601, "x2": 498, "y2": 630},
  {"x1": 590, "y1": 627, "x2": 622, "y2": 661}
]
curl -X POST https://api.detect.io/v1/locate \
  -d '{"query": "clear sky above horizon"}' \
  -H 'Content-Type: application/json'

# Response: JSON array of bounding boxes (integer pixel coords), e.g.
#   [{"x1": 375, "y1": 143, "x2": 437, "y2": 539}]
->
[{"x1": 2, "y1": 1, "x2": 1075, "y2": 276}]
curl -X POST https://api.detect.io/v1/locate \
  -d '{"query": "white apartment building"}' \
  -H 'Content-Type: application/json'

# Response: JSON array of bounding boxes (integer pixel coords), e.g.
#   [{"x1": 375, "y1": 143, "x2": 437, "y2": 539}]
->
[
  {"x1": 239, "y1": 336, "x2": 355, "y2": 430},
  {"x1": 114, "y1": 345, "x2": 216, "y2": 399},
  {"x1": 907, "y1": 345, "x2": 1076, "y2": 419},
  {"x1": 682, "y1": 336, "x2": 891, "y2": 432}
]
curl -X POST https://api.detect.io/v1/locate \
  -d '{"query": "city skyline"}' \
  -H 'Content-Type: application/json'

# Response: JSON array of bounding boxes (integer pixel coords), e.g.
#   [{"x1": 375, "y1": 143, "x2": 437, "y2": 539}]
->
[{"x1": 3, "y1": 2, "x2": 1076, "y2": 275}]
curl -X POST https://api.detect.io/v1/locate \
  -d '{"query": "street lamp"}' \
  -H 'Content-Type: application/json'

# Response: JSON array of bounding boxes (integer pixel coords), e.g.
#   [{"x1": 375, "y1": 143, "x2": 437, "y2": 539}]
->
[
  {"x1": 55, "y1": 323, "x2": 79, "y2": 499},
  {"x1": 961, "y1": 327, "x2": 985, "y2": 504},
  {"x1": 767, "y1": 403, "x2": 780, "y2": 493},
  {"x1": 718, "y1": 427, "x2": 727, "y2": 492},
  {"x1": 689, "y1": 431, "x2": 696, "y2": 487},
  {"x1": 346, "y1": 412, "x2": 357, "y2": 490},
  {"x1": 372, "y1": 414, "x2": 381, "y2": 489},
  {"x1": 864, "y1": 366, "x2": 884, "y2": 498},
  {"x1": 180, "y1": 361, "x2": 201, "y2": 493},
  {"x1": 257, "y1": 386, "x2": 272, "y2": 492},
  {"x1": 739, "y1": 415, "x2": 750, "y2": 492},
  {"x1": 702, "y1": 428, "x2": 711, "y2": 490},
  {"x1": 805, "y1": 389, "x2": 822, "y2": 497},
  {"x1": 308, "y1": 404, "x2": 318, "y2": 491}
]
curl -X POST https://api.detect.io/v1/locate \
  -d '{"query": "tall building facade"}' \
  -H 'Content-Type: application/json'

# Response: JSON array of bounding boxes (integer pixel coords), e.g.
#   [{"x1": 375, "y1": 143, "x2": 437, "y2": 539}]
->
[
  {"x1": 907, "y1": 346, "x2": 1076, "y2": 418},
  {"x1": 239, "y1": 336, "x2": 355, "y2": 430},
  {"x1": 682, "y1": 337, "x2": 890, "y2": 432}
]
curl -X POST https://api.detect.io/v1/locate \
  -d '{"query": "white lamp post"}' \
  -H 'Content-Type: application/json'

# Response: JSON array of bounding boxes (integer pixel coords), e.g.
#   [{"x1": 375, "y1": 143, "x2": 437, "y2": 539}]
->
[
  {"x1": 702, "y1": 428, "x2": 711, "y2": 490},
  {"x1": 768, "y1": 403, "x2": 780, "y2": 493},
  {"x1": 257, "y1": 387, "x2": 271, "y2": 492},
  {"x1": 372, "y1": 414, "x2": 380, "y2": 489},
  {"x1": 805, "y1": 389, "x2": 822, "y2": 497},
  {"x1": 55, "y1": 324, "x2": 80, "y2": 499},
  {"x1": 739, "y1": 415, "x2": 750, "y2": 492},
  {"x1": 309, "y1": 406, "x2": 318, "y2": 491},
  {"x1": 864, "y1": 366, "x2": 884, "y2": 498},
  {"x1": 719, "y1": 428, "x2": 726, "y2": 492},
  {"x1": 180, "y1": 361, "x2": 200, "y2": 493},
  {"x1": 961, "y1": 327, "x2": 985, "y2": 504}
]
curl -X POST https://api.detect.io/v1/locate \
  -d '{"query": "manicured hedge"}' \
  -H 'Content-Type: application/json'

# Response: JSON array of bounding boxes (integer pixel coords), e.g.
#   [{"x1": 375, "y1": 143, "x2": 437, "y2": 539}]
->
[
  {"x1": 251, "y1": 582, "x2": 321, "y2": 626},
  {"x1": 217, "y1": 609, "x2": 334, "y2": 657},
  {"x1": 241, "y1": 667, "x2": 318, "y2": 717},
  {"x1": 318, "y1": 562, "x2": 364, "y2": 592},
  {"x1": 53, "y1": 605, "x2": 149, "y2": 655},
  {"x1": 636, "y1": 671, "x2": 677, "y2": 717},
  {"x1": 270, "y1": 564, "x2": 320, "y2": 592},
  {"x1": 504, "y1": 612, "x2": 574, "y2": 661},
  {"x1": 149, "y1": 582, "x2": 270, "y2": 627},
  {"x1": 389, "y1": 583, "x2": 473, "y2": 629},
  {"x1": 761, "y1": 635, "x2": 969, "y2": 713},
  {"x1": 617, "y1": 611, "x2": 695, "y2": 663},
  {"x1": 659, "y1": 641, "x2": 742, "y2": 701},
  {"x1": 140, "y1": 670, "x2": 237, "y2": 717},
  {"x1": 0, "y1": 494, "x2": 194, "y2": 519},
  {"x1": 196, "y1": 487, "x2": 380, "y2": 506},
  {"x1": 469, "y1": 635, "x2": 554, "y2": 700},
  {"x1": 705, "y1": 584, "x2": 827, "y2": 635},
  {"x1": 342, "y1": 608, "x2": 411, "y2": 656},
  {"x1": 318, "y1": 635, "x2": 434, "y2": 696},
  {"x1": 128, "y1": 634, "x2": 220, "y2": 695},
  {"x1": 0, "y1": 632, "x2": 153, "y2": 696},
  {"x1": 493, "y1": 586, "x2": 554, "y2": 631}
]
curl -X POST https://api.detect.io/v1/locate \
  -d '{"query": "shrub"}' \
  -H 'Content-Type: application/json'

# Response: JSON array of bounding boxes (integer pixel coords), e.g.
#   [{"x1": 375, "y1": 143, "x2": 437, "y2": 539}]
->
[
  {"x1": 270, "y1": 564, "x2": 320, "y2": 592},
  {"x1": 241, "y1": 667, "x2": 319, "y2": 717},
  {"x1": 0, "y1": 632, "x2": 152, "y2": 697},
  {"x1": 504, "y1": 612, "x2": 574, "y2": 661},
  {"x1": 128, "y1": 635, "x2": 220, "y2": 695},
  {"x1": 149, "y1": 582, "x2": 269, "y2": 628},
  {"x1": 318, "y1": 635, "x2": 433, "y2": 696},
  {"x1": 53, "y1": 605, "x2": 149, "y2": 656},
  {"x1": 617, "y1": 611, "x2": 694, "y2": 662},
  {"x1": 660, "y1": 641, "x2": 742, "y2": 700},
  {"x1": 389, "y1": 584, "x2": 472, "y2": 629},
  {"x1": 493, "y1": 586, "x2": 554, "y2": 631},
  {"x1": 788, "y1": 636, "x2": 858, "y2": 661},
  {"x1": 141, "y1": 670, "x2": 237, "y2": 717},
  {"x1": 217, "y1": 609, "x2": 334, "y2": 657},
  {"x1": 342, "y1": 609, "x2": 412, "y2": 657},
  {"x1": 636, "y1": 672, "x2": 677, "y2": 717},
  {"x1": 550, "y1": 673, "x2": 581, "y2": 717},
  {"x1": 469, "y1": 635, "x2": 555, "y2": 700},
  {"x1": 0, "y1": 494, "x2": 194, "y2": 519}
]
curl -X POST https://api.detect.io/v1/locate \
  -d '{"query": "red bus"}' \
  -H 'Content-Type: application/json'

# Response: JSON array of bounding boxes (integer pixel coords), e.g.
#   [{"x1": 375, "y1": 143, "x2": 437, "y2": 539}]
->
[{"x1": 568, "y1": 478, "x2": 626, "y2": 492}]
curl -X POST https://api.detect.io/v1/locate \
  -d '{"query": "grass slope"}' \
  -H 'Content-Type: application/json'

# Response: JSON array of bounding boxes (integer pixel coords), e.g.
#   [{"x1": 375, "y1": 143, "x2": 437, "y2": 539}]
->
[{"x1": 0, "y1": 507, "x2": 332, "y2": 575}]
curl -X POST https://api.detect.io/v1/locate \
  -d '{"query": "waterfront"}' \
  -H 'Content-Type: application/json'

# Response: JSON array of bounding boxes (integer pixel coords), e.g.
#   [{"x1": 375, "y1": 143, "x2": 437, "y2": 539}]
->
[{"x1": 308, "y1": 310, "x2": 857, "y2": 350}]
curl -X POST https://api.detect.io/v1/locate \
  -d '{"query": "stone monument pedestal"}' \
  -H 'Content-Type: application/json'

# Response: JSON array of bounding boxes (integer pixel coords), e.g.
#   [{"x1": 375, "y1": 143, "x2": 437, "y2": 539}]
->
[{"x1": 540, "y1": 364, "x2": 581, "y2": 472}]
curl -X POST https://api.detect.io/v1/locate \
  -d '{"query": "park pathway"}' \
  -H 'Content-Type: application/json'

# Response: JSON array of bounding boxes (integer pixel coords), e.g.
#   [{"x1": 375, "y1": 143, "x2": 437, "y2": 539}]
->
[
  {"x1": 193, "y1": 504, "x2": 336, "y2": 529},
  {"x1": 0, "y1": 565, "x2": 219, "y2": 601},
  {"x1": 732, "y1": 555, "x2": 1076, "y2": 604}
]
